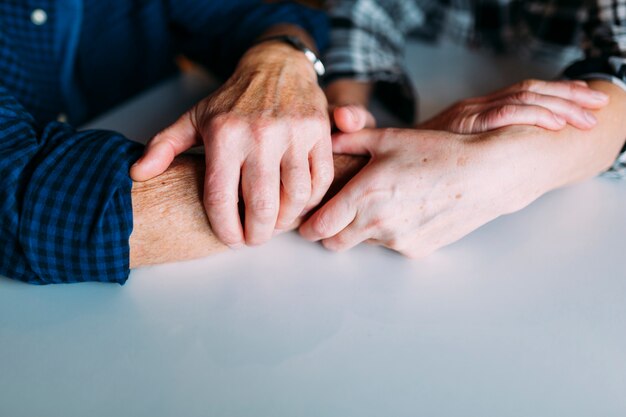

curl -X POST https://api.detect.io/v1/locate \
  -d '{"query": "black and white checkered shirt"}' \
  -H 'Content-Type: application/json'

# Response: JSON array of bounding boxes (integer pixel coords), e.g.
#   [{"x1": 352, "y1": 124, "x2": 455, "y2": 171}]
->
[{"x1": 324, "y1": 0, "x2": 626, "y2": 177}]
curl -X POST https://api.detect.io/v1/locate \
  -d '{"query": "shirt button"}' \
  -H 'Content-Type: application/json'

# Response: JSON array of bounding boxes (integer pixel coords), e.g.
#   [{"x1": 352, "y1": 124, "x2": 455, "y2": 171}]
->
[
  {"x1": 31, "y1": 9, "x2": 48, "y2": 25},
  {"x1": 56, "y1": 113, "x2": 68, "y2": 123}
]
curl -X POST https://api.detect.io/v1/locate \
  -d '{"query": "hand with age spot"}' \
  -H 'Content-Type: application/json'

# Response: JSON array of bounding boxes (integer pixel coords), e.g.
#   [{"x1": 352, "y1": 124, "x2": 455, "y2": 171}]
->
[
  {"x1": 130, "y1": 37, "x2": 333, "y2": 248},
  {"x1": 419, "y1": 79, "x2": 609, "y2": 133}
]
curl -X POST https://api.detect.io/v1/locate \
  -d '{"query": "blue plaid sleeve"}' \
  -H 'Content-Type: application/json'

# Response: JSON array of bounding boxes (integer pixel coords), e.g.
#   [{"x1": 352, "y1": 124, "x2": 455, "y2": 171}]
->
[
  {"x1": 168, "y1": 0, "x2": 328, "y2": 77},
  {"x1": 0, "y1": 85, "x2": 143, "y2": 285},
  {"x1": 324, "y1": 0, "x2": 420, "y2": 123}
]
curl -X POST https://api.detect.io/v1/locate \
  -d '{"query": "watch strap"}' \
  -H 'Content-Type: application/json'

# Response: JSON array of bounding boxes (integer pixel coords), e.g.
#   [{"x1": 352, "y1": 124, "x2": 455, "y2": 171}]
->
[{"x1": 253, "y1": 34, "x2": 325, "y2": 77}]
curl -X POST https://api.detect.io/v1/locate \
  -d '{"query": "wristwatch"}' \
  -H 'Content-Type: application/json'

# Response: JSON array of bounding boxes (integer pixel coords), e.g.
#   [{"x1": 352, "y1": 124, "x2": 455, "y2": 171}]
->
[{"x1": 253, "y1": 34, "x2": 325, "y2": 77}]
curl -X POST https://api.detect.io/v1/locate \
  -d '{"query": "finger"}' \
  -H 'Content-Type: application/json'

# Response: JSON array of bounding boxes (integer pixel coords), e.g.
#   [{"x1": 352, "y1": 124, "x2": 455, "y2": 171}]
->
[
  {"x1": 331, "y1": 129, "x2": 380, "y2": 155},
  {"x1": 131, "y1": 112, "x2": 199, "y2": 181},
  {"x1": 204, "y1": 149, "x2": 245, "y2": 248},
  {"x1": 276, "y1": 151, "x2": 311, "y2": 230},
  {"x1": 511, "y1": 79, "x2": 609, "y2": 109},
  {"x1": 333, "y1": 105, "x2": 377, "y2": 133},
  {"x1": 241, "y1": 156, "x2": 281, "y2": 246},
  {"x1": 299, "y1": 179, "x2": 359, "y2": 242},
  {"x1": 473, "y1": 104, "x2": 567, "y2": 131},
  {"x1": 504, "y1": 91, "x2": 598, "y2": 129},
  {"x1": 306, "y1": 139, "x2": 334, "y2": 212},
  {"x1": 321, "y1": 215, "x2": 371, "y2": 252}
]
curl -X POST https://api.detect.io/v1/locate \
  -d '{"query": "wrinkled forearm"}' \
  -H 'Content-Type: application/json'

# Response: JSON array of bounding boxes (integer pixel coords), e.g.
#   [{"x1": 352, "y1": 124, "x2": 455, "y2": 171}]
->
[{"x1": 129, "y1": 154, "x2": 367, "y2": 268}]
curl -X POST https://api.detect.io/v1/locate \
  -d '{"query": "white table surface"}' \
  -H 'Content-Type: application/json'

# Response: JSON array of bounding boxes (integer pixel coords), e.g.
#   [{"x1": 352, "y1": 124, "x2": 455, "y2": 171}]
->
[{"x1": 1, "y1": 41, "x2": 625, "y2": 417}]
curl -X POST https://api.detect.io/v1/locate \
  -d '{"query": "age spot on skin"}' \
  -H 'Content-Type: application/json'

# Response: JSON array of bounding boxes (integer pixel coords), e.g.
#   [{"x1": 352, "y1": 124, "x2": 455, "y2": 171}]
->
[
  {"x1": 422, "y1": 158, "x2": 428, "y2": 163},
  {"x1": 457, "y1": 156, "x2": 468, "y2": 167},
  {"x1": 455, "y1": 193, "x2": 462, "y2": 200}
]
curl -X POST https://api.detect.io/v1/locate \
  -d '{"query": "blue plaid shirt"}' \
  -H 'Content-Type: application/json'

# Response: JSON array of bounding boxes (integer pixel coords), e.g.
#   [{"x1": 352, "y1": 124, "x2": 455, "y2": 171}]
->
[{"x1": 0, "y1": 0, "x2": 327, "y2": 284}]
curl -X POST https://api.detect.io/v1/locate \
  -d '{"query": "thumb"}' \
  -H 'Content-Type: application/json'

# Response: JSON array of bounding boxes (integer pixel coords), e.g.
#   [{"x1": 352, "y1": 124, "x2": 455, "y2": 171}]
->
[
  {"x1": 333, "y1": 105, "x2": 377, "y2": 133},
  {"x1": 331, "y1": 129, "x2": 380, "y2": 156},
  {"x1": 130, "y1": 112, "x2": 199, "y2": 181}
]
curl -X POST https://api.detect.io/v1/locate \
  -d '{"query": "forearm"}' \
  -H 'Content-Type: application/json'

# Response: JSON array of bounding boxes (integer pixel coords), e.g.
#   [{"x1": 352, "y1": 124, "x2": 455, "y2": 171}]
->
[
  {"x1": 544, "y1": 80, "x2": 626, "y2": 185},
  {"x1": 129, "y1": 154, "x2": 366, "y2": 268},
  {"x1": 485, "y1": 80, "x2": 626, "y2": 212}
]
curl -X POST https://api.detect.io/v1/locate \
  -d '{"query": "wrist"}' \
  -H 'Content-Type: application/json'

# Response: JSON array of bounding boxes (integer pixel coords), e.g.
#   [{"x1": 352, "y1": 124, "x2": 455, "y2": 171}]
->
[
  {"x1": 239, "y1": 42, "x2": 318, "y2": 81},
  {"x1": 129, "y1": 155, "x2": 226, "y2": 268},
  {"x1": 474, "y1": 126, "x2": 564, "y2": 212}
]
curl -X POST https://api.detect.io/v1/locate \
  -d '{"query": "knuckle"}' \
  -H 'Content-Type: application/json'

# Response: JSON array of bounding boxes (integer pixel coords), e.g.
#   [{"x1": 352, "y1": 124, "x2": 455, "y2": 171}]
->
[
  {"x1": 217, "y1": 231, "x2": 243, "y2": 247},
  {"x1": 513, "y1": 90, "x2": 534, "y2": 103},
  {"x1": 314, "y1": 160, "x2": 335, "y2": 187},
  {"x1": 385, "y1": 238, "x2": 406, "y2": 252},
  {"x1": 206, "y1": 113, "x2": 229, "y2": 131},
  {"x1": 319, "y1": 162, "x2": 335, "y2": 184},
  {"x1": 249, "y1": 198, "x2": 278, "y2": 219},
  {"x1": 311, "y1": 213, "x2": 332, "y2": 236},
  {"x1": 208, "y1": 114, "x2": 247, "y2": 136},
  {"x1": 365, "y1": 216, "x2": 386, "y2": 232},
  {"x1": 322, "y1": 237, "x2": 344, "y2": 252},
  {"x1": 291, "y1": 184, "x2": 311, "y2": 204},
  {"x1": 204, "y1": 190, "x2": 233, "y2": 208},
  {"x1": 520, "y1": 78, "x2": 540, "y2": 91},
  {"x1": 496, "y1": 104, "x2": 518, "y2": 119},
  {"x1": 246, "y1": 236, "x2": 270, "y2": 247},
  {"x1": 456, "y1": 112, "x2": 477, "y2": 133},
  {"x1": 565, "y1": 81, "x2": 581, "y2": 95}
]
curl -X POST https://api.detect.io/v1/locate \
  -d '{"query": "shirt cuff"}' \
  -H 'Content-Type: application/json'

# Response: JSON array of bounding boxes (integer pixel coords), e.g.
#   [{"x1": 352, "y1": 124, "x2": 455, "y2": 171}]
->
[{"x1": 19, "y1": 123, "x2": 144, "y2": 284}]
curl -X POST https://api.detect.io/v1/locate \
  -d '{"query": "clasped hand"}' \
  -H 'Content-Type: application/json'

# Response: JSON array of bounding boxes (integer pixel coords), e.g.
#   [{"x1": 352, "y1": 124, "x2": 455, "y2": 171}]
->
[
  {"x1": 131, "y1": 42, "x2": 333, "y2": 247},
  {"x1": 300, "y1": 79, "x2": 609, "y2": 257}
]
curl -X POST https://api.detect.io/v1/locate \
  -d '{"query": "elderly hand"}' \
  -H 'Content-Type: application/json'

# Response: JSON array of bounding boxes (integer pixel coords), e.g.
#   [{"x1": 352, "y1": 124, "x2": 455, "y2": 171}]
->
[
  {"x1": 299, "y1": 126, "x2": 553, "y2": 258},
  {"x1": 130, "y1": 40, "x2": 333, "y2": 247},
  {"x1": 419, "y1": 79, "x2": 609, "y2": 133}
]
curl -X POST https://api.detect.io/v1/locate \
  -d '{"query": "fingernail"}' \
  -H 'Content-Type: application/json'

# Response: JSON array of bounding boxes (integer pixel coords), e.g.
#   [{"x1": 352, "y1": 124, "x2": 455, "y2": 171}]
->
[
  {"x1": 584, "y1": 111, "x2": 597, "y2": 125},
  {"x1": 554, "y1": 114, "x2": 566, "y2": 125},
  {"x1": 591, "y1": 91, "x2": 609, "y2": 102},
  {"x1": 347, "y1": 106, "x2": 358, "y2": 123}
]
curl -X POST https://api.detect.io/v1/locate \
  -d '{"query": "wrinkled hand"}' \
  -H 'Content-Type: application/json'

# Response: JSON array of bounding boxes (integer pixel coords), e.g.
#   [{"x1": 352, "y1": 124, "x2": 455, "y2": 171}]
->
[
  {"x1": 299, "y1": 127, "x2": 543, "y2": 258},
  {"x1": 419, "y1": 79, "x2": 609, "y2": 133},
  {"x1": 131, "y1": 42, "x2": 333, "y2": 247}
]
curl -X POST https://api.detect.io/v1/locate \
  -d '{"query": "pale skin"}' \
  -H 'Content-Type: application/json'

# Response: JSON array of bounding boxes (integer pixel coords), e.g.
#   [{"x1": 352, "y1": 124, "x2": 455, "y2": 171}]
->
[
  {"x1": 300, "y1": 79, "x2": 626, "y2": 257},
  {"x1": 130, "y1": 80, "x2": 626, "y2": 266}
]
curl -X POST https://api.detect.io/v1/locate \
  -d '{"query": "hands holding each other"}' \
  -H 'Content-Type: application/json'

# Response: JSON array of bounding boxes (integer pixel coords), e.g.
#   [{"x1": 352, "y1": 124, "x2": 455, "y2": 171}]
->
[
  {"x1": 131, "y1": 38, "x2": 337, "y2": 248},
  {"x1": 300, "y1": 78, "x2": 610, "y2": 257},
  {"x1": 133, "y1": 41, "x2": 609, "y2": 259}
]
